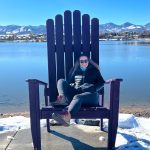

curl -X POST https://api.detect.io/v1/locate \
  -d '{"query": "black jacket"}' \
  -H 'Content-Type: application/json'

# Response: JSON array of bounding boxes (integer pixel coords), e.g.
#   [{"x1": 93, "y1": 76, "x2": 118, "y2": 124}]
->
[{"x1": 67, "y1": 64, "x2": 105, "y2": 93}]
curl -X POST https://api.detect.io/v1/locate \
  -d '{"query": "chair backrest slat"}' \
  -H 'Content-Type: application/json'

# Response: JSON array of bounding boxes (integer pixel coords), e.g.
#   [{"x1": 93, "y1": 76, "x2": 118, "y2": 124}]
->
[
  {"x1": 82, "y1": 14, "x2": 90, "y2": 57},
  {"x1": 91, "y1": 18, "x2": 99, "y2": 65},
  {"x1": 46, "y1": 19, "x2": 57, "y2": 100},
  {"x1": 47, "y1": 10, "x2": 100, "y2": 102},
  {"x1": 55, "y1": 15, "x2": 65, "y2": 80},
  {"x1": 64, "y1": 10, "x2": 73, "y2": 78},
  {"x1": 73, "y1": 10, "x2": 81, "y2": 62}
]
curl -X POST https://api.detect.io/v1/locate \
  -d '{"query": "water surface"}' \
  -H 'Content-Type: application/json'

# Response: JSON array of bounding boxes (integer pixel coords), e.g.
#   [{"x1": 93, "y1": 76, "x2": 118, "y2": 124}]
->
[{"x1": 0, "y1": 41, "x2": 150, "y2": 113}]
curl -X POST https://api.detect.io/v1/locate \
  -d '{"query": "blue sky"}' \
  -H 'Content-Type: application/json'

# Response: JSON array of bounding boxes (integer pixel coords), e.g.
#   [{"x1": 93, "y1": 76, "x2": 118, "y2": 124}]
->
[{"x1": 0, "y1": 0, "x2": 149, "y2": 26}]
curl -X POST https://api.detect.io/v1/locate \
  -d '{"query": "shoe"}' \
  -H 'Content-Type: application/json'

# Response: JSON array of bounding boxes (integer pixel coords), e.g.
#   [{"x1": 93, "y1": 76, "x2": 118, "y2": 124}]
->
[
  {"x1": 70, "y1": 119, "x2": 77, "y2": 125},
  {"x1": 50, "y1": 119, "x2": 61, "y2": 126},
  {"x1": 52, "y1": 111, "x2": 71, "y2": 127},
  {"x1": 52, "y1": 95, "x2": 68, "y2": 105}
]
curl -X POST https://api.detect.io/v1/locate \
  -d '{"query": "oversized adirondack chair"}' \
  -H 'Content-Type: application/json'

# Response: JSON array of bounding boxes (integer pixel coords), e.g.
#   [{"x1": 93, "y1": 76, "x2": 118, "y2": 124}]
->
[{"x1": 27, "y1": 10, "x2": 123, "y2": 150}]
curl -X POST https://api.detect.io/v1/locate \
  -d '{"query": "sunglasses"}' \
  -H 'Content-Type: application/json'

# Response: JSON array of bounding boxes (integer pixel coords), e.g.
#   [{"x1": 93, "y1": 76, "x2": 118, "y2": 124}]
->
[{"x1": 80, "y1": 60, "x2": 89, "y2": 63}]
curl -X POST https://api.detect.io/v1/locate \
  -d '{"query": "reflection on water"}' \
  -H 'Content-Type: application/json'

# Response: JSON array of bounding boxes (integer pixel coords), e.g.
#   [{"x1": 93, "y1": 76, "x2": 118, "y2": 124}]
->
[
  {"x1": 0, "y1": 41, "x2": 150, "y2": 113},
  {"x1": 122, "y1": 40, "x2": 150, "y2": 46}
]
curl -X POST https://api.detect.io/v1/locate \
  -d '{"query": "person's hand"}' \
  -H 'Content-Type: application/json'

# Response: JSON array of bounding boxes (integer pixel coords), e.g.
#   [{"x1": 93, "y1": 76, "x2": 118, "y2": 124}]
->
[
  {"x1": 76, "y1": 87, "x2": 83, "y2": 94},
  {"x1": 70, "y1": 83, "x2": 75, "y2": 87},
  {"x1": 79, "y1": 83, "x2": 96, "y2": 93},
  {"x1": 82, "y1": 86, "x2": 96, "y2": 93}
]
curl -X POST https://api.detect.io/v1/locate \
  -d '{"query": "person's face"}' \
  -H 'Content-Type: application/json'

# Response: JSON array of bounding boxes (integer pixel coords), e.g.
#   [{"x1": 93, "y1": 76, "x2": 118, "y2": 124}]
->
[{"x1": 79, "y1": 56, "x2": 89, "y2": 68}]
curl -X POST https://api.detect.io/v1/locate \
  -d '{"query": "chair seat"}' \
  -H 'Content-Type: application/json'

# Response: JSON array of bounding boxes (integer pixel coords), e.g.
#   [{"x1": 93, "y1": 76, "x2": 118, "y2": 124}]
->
[{"x1": 40, "y1": 106, "x2": 110, "y2": 119}]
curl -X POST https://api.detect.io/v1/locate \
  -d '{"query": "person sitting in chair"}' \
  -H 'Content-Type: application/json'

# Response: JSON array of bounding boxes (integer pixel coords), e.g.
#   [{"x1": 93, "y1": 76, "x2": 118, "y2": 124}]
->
[{"x1": 52, "y1": 54, "x2": 105, "y2": 126}]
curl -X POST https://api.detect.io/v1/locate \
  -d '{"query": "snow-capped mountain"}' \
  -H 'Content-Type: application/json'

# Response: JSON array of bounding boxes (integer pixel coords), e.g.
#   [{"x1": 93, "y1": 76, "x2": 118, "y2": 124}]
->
[
  {"x1": 100, "y1": 22, "x2": 146, "y2": 33},
  {"x1": 144, "y1": 23, "x2": 150, "y2": 31},
  {"x1": 0, "y1": 22, "x2": 149, "y2": 34},
  {"x1": 0, "y1": 25, "x2": 46, "y2": 35},
  {"x1": 100, "y1": 22, "x2": 120, "y2": 33}
]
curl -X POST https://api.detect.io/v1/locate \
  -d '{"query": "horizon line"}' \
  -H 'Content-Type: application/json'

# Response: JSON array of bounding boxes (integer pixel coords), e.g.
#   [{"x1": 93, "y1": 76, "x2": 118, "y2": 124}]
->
[{"x1": 0, "y1": 22, "x2": 149, "y2": 27}]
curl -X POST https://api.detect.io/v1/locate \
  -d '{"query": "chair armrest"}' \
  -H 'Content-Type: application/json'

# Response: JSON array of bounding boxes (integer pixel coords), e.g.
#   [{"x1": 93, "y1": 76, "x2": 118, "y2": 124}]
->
[
  {"x1": 26, "y1": 79, "x2": 47, "y2": 86},
  {"x1": 97, "y1": 78, "x2": 123, "y2": 107},
  {"x1": 105, "y1": 78, "x2": 123, "y2": 84},
  {"x1": 26, "y1": 79, "x2": 49, "y2": 110}
]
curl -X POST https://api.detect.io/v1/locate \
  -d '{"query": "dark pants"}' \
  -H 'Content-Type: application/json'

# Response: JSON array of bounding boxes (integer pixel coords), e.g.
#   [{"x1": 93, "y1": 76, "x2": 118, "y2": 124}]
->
[{"x1": 57, "y1": 79, "x2": 99, "y2": 116}]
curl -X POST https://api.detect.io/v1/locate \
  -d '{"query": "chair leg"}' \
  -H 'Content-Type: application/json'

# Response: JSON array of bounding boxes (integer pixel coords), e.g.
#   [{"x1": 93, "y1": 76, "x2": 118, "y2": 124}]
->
[
  {"x1": 108, "y1": 117, "x2": 117, "y2": 150},
  {"x1": 47, "y1": 119, "x2": 51, "y2": 132},
  {"x1": 107, "y1": 80, "x2": 121, "y2": 149},
  {"x1": 100, "y1": 118, "x2": 104, "y2": 131},
  {"x1": 30, "y1": 116, "x2": 41, "y2": 150},
  {"x1": 28, "y1": 80, "x2": 42, "y2": 150}
]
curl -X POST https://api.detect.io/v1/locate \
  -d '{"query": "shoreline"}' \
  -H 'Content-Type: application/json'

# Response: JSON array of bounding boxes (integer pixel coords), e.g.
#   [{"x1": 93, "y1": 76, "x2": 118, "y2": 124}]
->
[
  {"x1": 1, "y1": 106, "x2": 150, "y2": 118},
  {"x1": 120, "y1": 106, "x2": 150, "y2": 118},
  {"x1": 0, "y1": 38, "x2": 150, "y2": 43}
]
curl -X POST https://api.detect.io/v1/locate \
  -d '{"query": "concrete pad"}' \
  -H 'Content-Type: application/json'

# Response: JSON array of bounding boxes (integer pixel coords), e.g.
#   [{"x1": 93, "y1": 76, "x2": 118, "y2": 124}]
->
[
  {"x1": 0, "y1": 131, "x2": 16, "y2": 150},
  {"x1": 7, "y1": 125, "x2": 108, "y2": 150}
]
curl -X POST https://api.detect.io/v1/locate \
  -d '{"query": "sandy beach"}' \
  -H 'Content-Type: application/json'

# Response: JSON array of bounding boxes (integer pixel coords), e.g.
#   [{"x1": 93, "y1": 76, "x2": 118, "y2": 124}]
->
[
  {"x1": 1, "y1": 106, "x2": 150, "y2": 118},
  {"x1": 120, "y1": 106, "x2": 150, "y2": 118}
]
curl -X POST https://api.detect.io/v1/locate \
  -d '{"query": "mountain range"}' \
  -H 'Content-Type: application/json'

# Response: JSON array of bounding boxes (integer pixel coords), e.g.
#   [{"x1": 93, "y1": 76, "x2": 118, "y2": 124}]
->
[{"x1": 0, "y1": 22, "x2": 150, "y2": 35}]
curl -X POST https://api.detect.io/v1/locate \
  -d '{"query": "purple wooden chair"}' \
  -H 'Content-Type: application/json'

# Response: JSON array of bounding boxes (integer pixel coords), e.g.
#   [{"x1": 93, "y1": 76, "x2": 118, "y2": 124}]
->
[{"x1": 27, "y1": 10, "x2": 123, "y2": 150}]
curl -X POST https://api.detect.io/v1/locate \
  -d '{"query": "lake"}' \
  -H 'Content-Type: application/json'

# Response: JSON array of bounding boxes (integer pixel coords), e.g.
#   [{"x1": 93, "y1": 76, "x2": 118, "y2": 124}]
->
[{"x1": 0, "y1": 41, "x2": 150, "y2": 113}]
